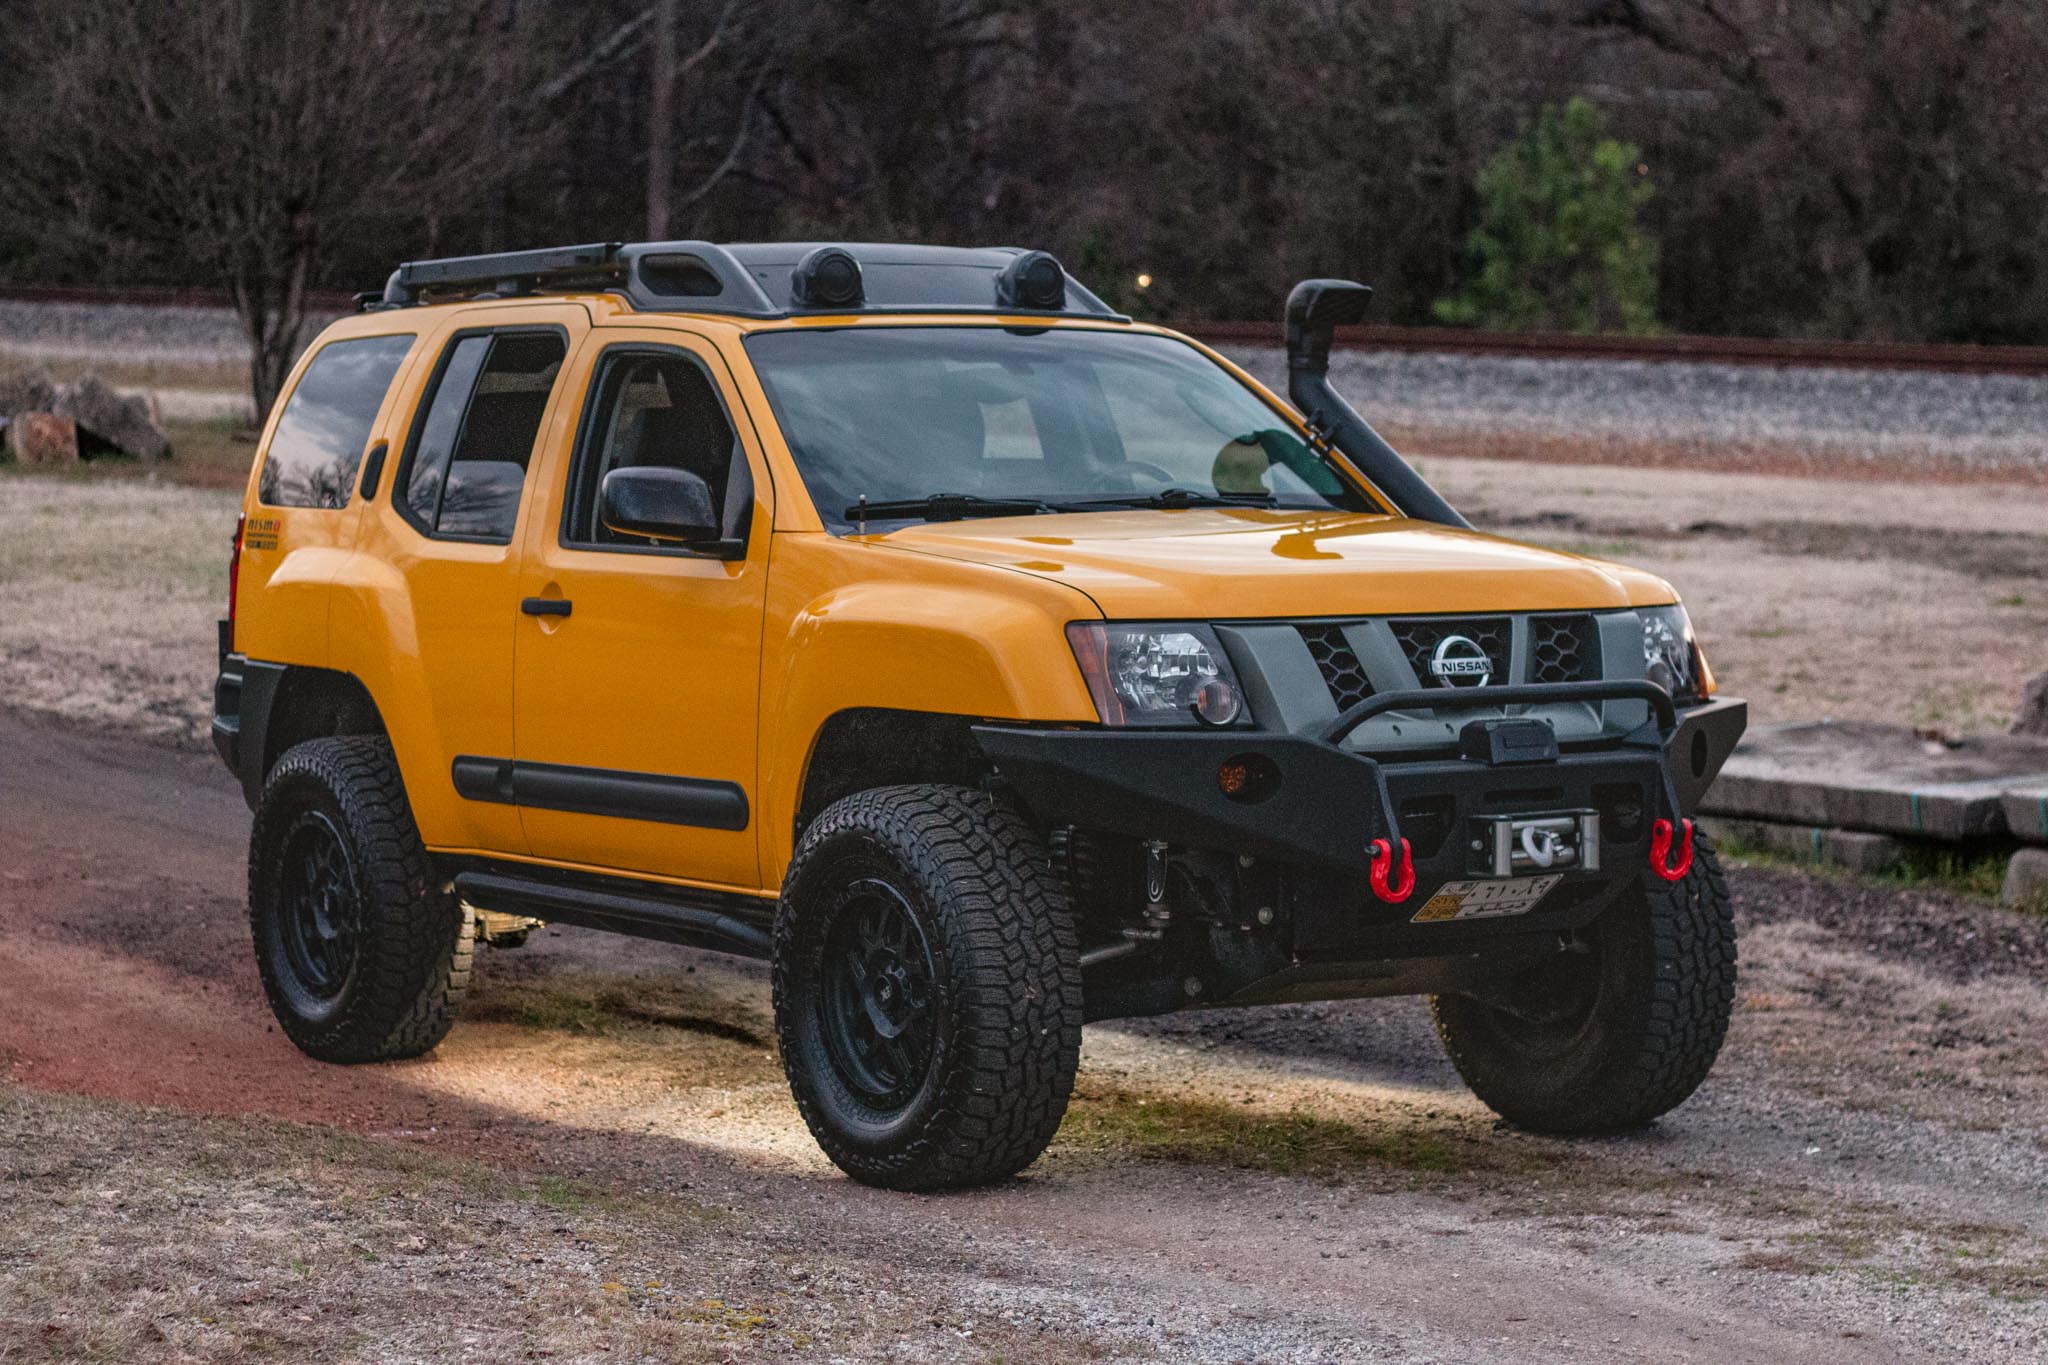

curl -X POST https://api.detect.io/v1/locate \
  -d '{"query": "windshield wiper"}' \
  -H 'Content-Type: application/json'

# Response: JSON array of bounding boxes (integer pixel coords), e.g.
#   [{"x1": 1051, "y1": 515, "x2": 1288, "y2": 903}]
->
[
  {"x1": 1053, "y1": 486, "x2": 1278, "y2": 511},
  {"x1": 845, "y1": 493, "x2": 1055, "y2": 525}
]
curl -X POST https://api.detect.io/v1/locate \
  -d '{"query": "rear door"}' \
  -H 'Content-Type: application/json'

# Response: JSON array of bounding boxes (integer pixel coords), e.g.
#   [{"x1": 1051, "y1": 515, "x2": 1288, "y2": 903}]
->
[
  {"x1": 361, "y1": 305, "x2": 586, "y2": 855},
  {"x1": 510, "y1": 327, "x2": 772, "y2": 890}
]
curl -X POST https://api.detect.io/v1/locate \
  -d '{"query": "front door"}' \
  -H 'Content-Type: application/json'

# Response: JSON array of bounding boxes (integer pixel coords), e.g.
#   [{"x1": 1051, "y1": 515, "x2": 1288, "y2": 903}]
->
[{"x1": 511, "y1": 329, "x2": 771, "y2": 891}]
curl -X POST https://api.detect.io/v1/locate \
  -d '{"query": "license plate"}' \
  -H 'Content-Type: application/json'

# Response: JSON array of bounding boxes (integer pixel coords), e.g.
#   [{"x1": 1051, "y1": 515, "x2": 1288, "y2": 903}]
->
[{"x1": 1410, "y1": 875, "x2": 1562, "y2": 923}]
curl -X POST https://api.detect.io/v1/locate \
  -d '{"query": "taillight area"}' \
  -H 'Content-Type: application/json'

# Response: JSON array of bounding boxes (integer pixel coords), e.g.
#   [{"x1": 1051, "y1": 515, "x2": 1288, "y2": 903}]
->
[{"x1": 227, "y1": 512, "x2": 246, "y2": 651}]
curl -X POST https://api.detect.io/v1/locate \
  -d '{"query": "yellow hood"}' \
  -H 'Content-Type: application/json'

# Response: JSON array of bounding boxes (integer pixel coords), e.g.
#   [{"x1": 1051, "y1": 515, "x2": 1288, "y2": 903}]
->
[{"x1": 874, "y1": 508, "x2": 1677, "y2": 619}]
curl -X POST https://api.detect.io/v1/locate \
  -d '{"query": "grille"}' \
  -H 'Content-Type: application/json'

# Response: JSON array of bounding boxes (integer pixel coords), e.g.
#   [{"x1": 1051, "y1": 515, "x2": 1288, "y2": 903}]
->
[
  {"x1": 1391, "y1": 617, "x2": 1511, "y2": 687},
  {"x1": 1530, "y1": 613, "x2": 1600, "y2": 684},
  {"x1": 1298, "y1": 624, "x2": 1373, "y2": 711}
]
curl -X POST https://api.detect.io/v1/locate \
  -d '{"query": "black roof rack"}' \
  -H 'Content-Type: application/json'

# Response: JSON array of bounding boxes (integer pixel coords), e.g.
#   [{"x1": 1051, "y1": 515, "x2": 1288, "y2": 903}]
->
[{"x1": 363, "y1": 240, "x2": 1127, "y2": 322}]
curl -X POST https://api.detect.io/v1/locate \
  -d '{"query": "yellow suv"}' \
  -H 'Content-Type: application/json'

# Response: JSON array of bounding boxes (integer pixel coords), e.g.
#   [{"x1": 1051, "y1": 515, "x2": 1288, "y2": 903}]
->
[{"x1": 213, "y1": 241, "x2": 1746, "y2": 1190}]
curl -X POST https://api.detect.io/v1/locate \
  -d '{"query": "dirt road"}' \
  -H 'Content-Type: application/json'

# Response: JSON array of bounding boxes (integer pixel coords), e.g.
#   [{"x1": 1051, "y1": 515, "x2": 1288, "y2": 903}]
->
[{"x1": 3, "y1": 709, "x2": 2046, "y2": 1362}]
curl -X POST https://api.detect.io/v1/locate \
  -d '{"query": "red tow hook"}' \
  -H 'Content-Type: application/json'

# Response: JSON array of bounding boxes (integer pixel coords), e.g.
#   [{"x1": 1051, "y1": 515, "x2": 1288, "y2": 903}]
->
[
  {"x1": 1650, "y1": 818, "x2": 1695, "y2": 882},
  {"x1": 1368, "y1": 837, "x2": 1415, "y2": 902}
]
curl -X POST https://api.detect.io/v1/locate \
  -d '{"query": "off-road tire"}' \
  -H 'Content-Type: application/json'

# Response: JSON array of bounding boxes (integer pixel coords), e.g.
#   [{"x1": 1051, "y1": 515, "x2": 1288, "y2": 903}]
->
[
  {"x1": 773, "y1": 785, "x2": 1082, "y2": 1191},
  {"x1": 1431, "y1": 836, "x2": 1735, "y2": 1133},
  {"x1": 249, "y1": 736, "x2": 472, "y2": 1063}
]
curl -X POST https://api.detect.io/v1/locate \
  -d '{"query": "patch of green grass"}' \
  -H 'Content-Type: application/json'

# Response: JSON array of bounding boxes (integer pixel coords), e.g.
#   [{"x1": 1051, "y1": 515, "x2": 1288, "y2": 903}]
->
[
  {"x1": 529, "y1": 1176, "x2": 590, "y2": 1212},
  {"x1": 1060, "y1": 1086, "x2": 1478, "y2": 1179},
  {"x1": 1993, "y1": 594, "x2": 2027, "y2": 608},
  {"x1": 1716, "y1": 833, "x2": 2016, "y2": 906},
  {"x1": 502, "y1": 992, "x2": 623, "y2": 1036},
  {"x1": 1885, "y1": 844, "x2": 2013, "y2": 901},
  {"x1": 1553, "y1": 537, "x2": 1643, "y2": 558}
]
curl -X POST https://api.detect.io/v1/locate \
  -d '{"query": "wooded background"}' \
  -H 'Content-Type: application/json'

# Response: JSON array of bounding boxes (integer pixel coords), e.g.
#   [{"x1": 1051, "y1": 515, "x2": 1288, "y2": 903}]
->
[{"x1": 3, "y1": 0, "x2": 2044, "y2": 410}]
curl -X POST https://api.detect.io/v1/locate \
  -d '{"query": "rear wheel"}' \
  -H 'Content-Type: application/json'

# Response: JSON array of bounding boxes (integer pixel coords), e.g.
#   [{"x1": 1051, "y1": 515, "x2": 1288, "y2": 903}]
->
[
  {"x1": 774, "y1": 785, "x2": 1082, "y2": 1191},
  {"x1": 1431, "y1": 837, "x2": 1736, "y2": 1133},
  {"x1": 249, "y1": 737, "x2": 472, "y2": 1062}
]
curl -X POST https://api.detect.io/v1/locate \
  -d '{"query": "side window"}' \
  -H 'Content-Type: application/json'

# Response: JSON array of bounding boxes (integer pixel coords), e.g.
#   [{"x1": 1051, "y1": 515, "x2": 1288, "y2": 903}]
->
[
  {"x1": 563, "y1": 349, "x2": 748, "y2": 550},
  {"x1": 257, "y1": 334, "x2": 413, "y2": 508},
  {"x1": 397, "y1": 330, "x2": 567, "y2": 542}
]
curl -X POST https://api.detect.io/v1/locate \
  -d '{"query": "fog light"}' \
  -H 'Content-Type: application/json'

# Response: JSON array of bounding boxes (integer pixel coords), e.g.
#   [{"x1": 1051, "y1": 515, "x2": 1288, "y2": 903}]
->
[{"x1": 1193, "y1": 678, "x2": 1243, "y2": 727}]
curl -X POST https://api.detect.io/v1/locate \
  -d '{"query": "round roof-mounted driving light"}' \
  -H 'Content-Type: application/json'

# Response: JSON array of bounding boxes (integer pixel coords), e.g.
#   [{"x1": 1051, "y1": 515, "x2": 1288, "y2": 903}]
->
[
  {"x1": 996, "y1": 250, "x2": 1068, "y2": 311},
  {"x1": 791, "y1": 246, "x2": 864, "y2": 309}
]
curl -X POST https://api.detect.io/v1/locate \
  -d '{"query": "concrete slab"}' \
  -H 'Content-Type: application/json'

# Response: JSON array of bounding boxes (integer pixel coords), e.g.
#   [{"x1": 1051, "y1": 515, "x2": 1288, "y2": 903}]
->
[
  {"x1": 1698, "y1": 816, "x2": 1905, "y2": 874},
  {"x1": 2001, "y1": 786, "x2": 2048, "y2": 845},
  {"x1": 1702, "y1": 721, "x2": 2048, "y2": 842}
]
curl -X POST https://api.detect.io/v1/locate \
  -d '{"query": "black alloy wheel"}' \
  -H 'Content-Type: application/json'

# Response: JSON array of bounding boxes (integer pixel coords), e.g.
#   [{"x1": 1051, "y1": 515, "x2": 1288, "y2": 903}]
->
[
  {"x1": 818, "y1": 878, "x2": 939, "y2": 1114},
  {"x1": 274, "y1": 810, "x2": 363, "y2": 1006}
]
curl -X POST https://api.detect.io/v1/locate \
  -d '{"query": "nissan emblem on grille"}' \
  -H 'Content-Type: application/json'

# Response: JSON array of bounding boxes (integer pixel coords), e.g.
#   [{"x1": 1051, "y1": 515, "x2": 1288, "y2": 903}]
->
[{"x1": 1429, "y1": 633, "x2": 1492, "y2": 686}]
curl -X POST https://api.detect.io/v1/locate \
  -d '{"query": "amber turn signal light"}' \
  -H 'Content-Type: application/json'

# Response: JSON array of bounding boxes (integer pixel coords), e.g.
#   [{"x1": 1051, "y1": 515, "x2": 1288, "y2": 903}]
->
[{"x1": 1216, "y1": 753, "x2": 1279, "y2": 803}]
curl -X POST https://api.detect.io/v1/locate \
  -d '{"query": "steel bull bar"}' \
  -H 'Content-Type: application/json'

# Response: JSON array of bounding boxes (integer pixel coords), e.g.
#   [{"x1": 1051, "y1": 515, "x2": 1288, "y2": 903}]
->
[{"x1": 974, "y1": 681, "x2": 1747, "y2": 912}]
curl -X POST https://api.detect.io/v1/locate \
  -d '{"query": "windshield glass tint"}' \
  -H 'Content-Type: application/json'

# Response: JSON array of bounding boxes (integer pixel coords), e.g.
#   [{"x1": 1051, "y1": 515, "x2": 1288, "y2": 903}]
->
[{"x1": 744, "y1": 328, "x2": 1377, "y2": 528}]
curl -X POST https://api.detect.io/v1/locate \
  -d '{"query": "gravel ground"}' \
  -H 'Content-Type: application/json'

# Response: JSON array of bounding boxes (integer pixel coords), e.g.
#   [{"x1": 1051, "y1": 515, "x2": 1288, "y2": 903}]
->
[{"x1": 4, "y1": 713, "x2": 2047, "y2": 1362}]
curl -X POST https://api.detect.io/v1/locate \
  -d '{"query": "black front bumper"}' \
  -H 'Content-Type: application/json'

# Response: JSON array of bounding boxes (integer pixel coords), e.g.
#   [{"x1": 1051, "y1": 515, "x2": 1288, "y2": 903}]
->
[{"x1": 974, "y1": 690, "x2": 1745, "y2": 960}]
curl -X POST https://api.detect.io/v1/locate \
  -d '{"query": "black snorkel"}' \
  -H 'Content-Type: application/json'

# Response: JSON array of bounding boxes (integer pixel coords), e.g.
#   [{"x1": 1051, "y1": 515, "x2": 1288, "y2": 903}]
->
[{"x1": 1283, "y1": 279, "x2": 1470, "y2": 530}]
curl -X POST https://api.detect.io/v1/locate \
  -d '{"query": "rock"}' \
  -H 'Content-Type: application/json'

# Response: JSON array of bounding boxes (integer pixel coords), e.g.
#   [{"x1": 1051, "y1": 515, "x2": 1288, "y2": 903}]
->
[
  {"x1": 2002, "y1": 847, "x2": 2048, "y2": 911},
  {"x1": 2016, "y1": 672, "x2": 2048, "y2": 738},
  {"x1": 0, "y1": 367, "x2": 58, "y2": 418},
  {"x1": 3, "y1": 411, "x2": 80, "y2": 464},
  {"x1": 49, "y1": 374, "x2": 172, "y2": 461}
]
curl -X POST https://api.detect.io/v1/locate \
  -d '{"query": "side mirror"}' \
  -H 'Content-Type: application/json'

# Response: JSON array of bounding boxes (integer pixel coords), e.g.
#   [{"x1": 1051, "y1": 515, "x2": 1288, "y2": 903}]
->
[{"x1": 599, "y1": 466, "x2": 723, "y2": 545}]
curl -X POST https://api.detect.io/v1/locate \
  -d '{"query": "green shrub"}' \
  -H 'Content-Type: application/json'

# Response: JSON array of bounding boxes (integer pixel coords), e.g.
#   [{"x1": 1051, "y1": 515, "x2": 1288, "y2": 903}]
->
[{"x1": 1435, "y1": 97, "x2": 1659, "y2": 334}]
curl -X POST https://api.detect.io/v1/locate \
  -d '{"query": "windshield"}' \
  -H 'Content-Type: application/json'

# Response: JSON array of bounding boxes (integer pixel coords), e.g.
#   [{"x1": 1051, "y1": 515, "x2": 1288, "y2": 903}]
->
[{"x1": 743, "y1": 327, "x2": 1380, "y2": 529}]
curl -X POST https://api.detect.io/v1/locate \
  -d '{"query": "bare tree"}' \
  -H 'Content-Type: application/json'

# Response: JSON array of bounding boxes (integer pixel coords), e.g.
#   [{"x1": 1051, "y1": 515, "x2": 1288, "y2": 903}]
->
[
  {"x1": 5, "y1": 0, "x2": 508, "y2": 418},
  {"x1": 1559, "y1": 0, "x2": 2048, "y2": 340}
]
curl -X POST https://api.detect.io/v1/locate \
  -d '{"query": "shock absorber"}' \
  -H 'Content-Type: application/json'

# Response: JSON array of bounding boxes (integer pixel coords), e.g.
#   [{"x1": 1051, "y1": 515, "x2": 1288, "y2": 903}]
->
[{"x1": 1129, "y1": 839, "x2": 1173, "y2": 940}]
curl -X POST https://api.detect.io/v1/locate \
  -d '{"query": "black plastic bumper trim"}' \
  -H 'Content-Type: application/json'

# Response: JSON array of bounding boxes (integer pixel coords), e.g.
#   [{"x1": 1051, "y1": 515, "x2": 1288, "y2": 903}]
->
[
  {"x1": 212, "y1": 652, "x2": 288, "y2": 811},
  {"x1": 451, "y1": 755, "x2": 750, "y2": 831}
]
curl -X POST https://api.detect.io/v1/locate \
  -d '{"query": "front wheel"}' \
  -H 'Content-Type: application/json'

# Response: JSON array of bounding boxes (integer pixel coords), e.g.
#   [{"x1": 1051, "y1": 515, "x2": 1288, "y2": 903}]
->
[
  {"x1": 773, "y1": 785, "x2": 1082, "y2": 1191},
  {"x1": 1431, "y1": 837, "x2": 1736, "y2": 1133}
]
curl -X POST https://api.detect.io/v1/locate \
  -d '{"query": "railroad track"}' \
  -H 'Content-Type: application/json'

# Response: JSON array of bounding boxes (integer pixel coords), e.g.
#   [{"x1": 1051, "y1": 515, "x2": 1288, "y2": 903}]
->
[{"x1": 7, "y1": 282, "x2": 2047, "y2": 377}]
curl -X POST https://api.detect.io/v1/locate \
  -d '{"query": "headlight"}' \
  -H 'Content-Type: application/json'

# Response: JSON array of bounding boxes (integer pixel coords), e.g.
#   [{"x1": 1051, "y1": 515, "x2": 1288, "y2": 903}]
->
[
  {"x1": 1639, "y1": 605, "x2": 1705, "y2": 703},
  {"x1": 1067, "y1": 622, "x2": 1249, "y2": 728}
]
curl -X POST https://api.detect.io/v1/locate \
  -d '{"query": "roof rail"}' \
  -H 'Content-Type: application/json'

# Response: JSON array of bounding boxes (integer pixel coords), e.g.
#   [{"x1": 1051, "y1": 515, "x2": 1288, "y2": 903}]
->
[
  {"x1": 362, "y1": 240, "x2": 1124, "y2": 322},
  {"x1": 368, "y1": 241, "x2": 782, "y2": 316}
]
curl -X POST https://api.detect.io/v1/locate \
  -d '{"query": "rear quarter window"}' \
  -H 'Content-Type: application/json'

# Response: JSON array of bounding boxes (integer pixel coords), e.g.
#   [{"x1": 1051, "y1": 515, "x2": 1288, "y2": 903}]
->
[{"x1": 257, "y1": 334, "x2": 415, "y2": 508}]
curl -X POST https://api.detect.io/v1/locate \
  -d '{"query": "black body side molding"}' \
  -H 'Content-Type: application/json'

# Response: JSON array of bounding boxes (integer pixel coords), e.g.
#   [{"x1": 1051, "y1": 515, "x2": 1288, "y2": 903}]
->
[
  {"x1": 1284, "y1": 279, "x2": 1471, "y2": 530},
  {"x1": 452, "y1": 756, "x2": 750, "y2": 831}
]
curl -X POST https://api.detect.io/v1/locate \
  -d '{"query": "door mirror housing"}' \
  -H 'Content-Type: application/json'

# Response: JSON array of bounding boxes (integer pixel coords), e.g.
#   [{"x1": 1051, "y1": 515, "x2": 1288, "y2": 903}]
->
[{"x1": 599, "y1": 466, "x2": 736, "y2": 553}]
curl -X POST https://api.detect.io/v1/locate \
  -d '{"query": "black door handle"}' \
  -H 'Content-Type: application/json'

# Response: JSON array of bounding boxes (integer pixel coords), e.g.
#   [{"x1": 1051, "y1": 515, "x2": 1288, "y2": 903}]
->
[{"x1": 521, "y1": 597, "x2": 572, "y2": 618}]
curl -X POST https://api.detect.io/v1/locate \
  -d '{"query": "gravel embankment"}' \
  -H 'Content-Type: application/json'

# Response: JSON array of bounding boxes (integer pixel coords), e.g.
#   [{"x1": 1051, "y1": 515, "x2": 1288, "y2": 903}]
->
[
  {"x1": 6, "y1": 300, "x2": 2047, "y2": 477},
  {"x1": 1227, "y1": 346, "x2": 2048, "y2": 478},
  {"x1": 0, "y1": 299, "x2": 342, "y2": 366}
]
